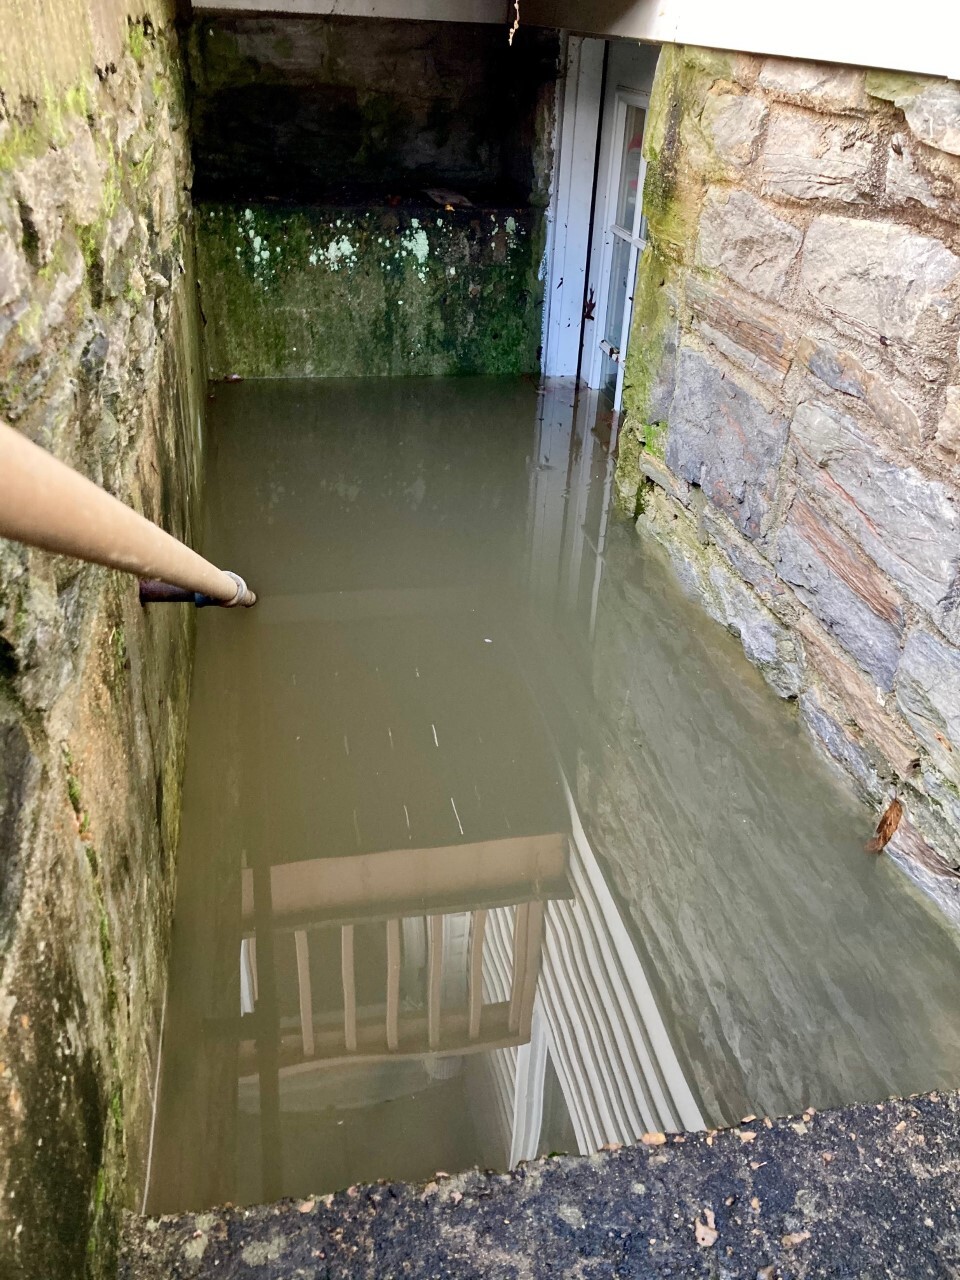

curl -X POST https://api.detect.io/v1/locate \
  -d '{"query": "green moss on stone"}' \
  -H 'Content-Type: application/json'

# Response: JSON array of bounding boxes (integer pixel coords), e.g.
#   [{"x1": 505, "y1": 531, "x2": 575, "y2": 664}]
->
[
  {"x1": 0, "y1": 76, "x2": 94, "y2": 172},
  {"x1": 622, "y1": 245, "x2": 673, "y2": 426},
  {"x1": 639, "y1": 46, "x2": 710, "y2": 258},
  {"x1": 128, "y1": 23, "x2": 147, "y2": 66},
  {"x1": 613, "y1": 424, "x2": 644, "y2": 516},
  {"x1": 197, "y1": 201, "x2": 543, "y2": 378},
  {"x1": 67, "y1": 775, "x2": 83, "y2": 815},
  {"x1": 865, "y1": 69, "x2": 929, "y2": 104},
  {"x1": 643, "y1": 419, "x2": 669, "y2": 460}
]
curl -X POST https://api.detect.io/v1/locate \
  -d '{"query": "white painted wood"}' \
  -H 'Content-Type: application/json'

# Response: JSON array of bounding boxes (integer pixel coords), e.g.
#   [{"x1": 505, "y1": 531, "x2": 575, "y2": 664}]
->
[
  {"x1": 468, "y1": 909, "x2": 488, "y2": 1039},
  {"x1": 533, "y1": 0, "x2": 960, "y2": 81},
  {"x1": 294, "y1": 930, "x2": 316, "y2": 1057},
  {"x1": 193, "y1": 0, "x2": 507, "y2": 20},
  {"x1": 341, "y1": 925, "x2": 358, "y2": 1052},
  {"x1": 584, "y1": 42, "x2": 659, "y2": 401},
  {"x1": 240, "y1": 938, "x2": 257, "y2": 1015},
  {"x1": 508, "y1": 901, "x2": 531, "y2": 1033},
  {"x1": 427, "y1": 915, "x2": 444, "y2": 1050},
  {"x1": 541, "y1": 37, "x2": 605, "y2": 379},
  {"x1": 386, "y1": 918, "x2": 401, "y2": 1050},
  {"x1": 508, "y1": 999, "x2": 551, "y2": 1166}
]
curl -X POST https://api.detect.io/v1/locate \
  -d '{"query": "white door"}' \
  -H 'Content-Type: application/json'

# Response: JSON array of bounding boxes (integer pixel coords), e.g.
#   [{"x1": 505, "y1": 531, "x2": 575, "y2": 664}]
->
[
  {"x1": 539, "y1": 41, "x2": 659, "y2": 398},
  {"x1": 583, "y1": 43, "x2": 658, "y2": 410}
]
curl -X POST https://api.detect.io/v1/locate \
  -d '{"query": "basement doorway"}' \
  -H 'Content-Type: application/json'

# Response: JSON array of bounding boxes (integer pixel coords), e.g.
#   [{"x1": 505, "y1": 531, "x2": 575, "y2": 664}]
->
[{"x1": 542, "y1": 38, "x2": 660, "y2": 413}]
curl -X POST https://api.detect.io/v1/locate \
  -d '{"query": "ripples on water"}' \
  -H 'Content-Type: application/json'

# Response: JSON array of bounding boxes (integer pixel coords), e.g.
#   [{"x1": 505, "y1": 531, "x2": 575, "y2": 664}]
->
[{"x1": 146, "y1": 378, "x2": 960, "y2": 1212}]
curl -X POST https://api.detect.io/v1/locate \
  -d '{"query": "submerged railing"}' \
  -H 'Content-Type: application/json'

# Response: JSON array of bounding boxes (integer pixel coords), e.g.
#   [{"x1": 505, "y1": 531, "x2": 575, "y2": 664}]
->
[{"x1": 240, "y1": 900, "x2": 546, "y2": 1073}]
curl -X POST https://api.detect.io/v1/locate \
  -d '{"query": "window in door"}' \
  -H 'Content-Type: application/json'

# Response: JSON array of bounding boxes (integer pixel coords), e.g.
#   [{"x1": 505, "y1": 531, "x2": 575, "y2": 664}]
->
[{"x1": 587, "y1": 92, "x2": 649, "y2": 411}]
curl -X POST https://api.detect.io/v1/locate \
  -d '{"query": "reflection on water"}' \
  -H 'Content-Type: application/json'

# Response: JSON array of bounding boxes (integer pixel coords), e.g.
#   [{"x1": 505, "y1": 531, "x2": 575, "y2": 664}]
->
[{"x1": 147, "y1": 378, "x2": 960, "y2": 1213}]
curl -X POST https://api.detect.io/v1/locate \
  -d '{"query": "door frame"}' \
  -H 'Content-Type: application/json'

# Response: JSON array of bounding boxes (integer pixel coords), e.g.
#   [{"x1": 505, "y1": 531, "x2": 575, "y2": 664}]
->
[
  {"x1": 582, "y1": 84, "x2": 650, "y2": 407},
  {"x1": 540, "y1": 35, "x2": 606, "y2": 379}
]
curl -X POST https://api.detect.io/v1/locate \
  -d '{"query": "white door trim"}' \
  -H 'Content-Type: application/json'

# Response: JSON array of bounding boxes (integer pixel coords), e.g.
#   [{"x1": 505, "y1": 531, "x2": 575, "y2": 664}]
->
[
  {"x1": 541, "y1": 36, "x2": 605, "y2": 379},
  {"x1": 584, "y1": 84, "x2": 650, "y2": 404}
]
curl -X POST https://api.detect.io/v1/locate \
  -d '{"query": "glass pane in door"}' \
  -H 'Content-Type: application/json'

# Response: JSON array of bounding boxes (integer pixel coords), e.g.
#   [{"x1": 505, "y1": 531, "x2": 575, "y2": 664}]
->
[
  {"x1": 614, "y1": 105, "x2": 646, "y2": 233},
  {"x1": 600, "y1": 233, "x2": 633, "y2": 402},
  {"x1": 602, "y1": 233, "x2": 632, "y2": 354}
]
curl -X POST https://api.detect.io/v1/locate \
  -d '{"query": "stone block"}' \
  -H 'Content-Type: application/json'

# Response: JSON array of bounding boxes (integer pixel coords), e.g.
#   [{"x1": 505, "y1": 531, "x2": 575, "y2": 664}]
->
[
  {"x1": 799, "y1": 215, "x2": 960, "y2": 344},
  {"x1": 797, "y1": 614, "x2": 919, "y2": 777},
  {"x1": 762, "y1": 110, "x2": 875, "y2": 203},
  {"x1": 704, "y1": 558, "x2": 805, "y2": 697},
  {"x1": 865, "y1": 70, "x2": 930, "y2": 104},
  {"x1": 638, "y1": 487, "x2": 803, "y2": 698},
  {"x1": 897, "y1": 629, "x2": 960, "y2": 785},
  {"x1": 695, "y1": 188, "x2": 802, "y2": 302},
  {"x1": 0, "y1": 197, "x2": 28, "y2": 311},
  {"x1": 61, "y1": 121, "x2": 105, "y2": 229},
  {"x1": 686, "y1": 276, "x2": 798, "y2": 389},
  {"x1": 799, "y1": 688, "x2": 885, "y2": 799},
  {"x1": 796, "y1": 336, "x2": 921, "y2": 447},
  {"x1": 700, "y1": 92, "x2": 767, "y2": 169},
  {"x1": 885, "y1": 134, "x2": 960, "y2": 225},
  {"x1": 35, "y1": 243, "x2": 86, "y2": 343},
  {"x1": 665, "y1": 347, "x2": 789, "y2": 539},
  {"x1": 700, "y1": 501, "x2": 791, "y2": 605},
  {"x1": 758, "y1": 58, "x2": 867, "y2": 111},
  {"x1": 791, "y1": 400, "x2": 960, "y2": 624},
  {"x1": 902, "y1": 81, "x2": 960, "y2": 157},
  {"x1": 920, "y1": 766, "x2": 960, "y2": 863},
  {"x1": 775, "y1": 499, "x2": 904, "y2": 690},
  {"x1": 639, "y1": 450, "x2": 690, "y2": 506},
  {"x1": 886, "y1": 818, "x2": 960, "y2": 928},
  {"x1": 935, "y1": 387, "x2": 960, "y2": 459}
]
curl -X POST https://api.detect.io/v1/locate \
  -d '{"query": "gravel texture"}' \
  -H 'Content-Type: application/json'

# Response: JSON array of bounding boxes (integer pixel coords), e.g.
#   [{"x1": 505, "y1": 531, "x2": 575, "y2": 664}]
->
[{"x1": 122, "y1": 1090, "x2": 960, "y2": 1278}]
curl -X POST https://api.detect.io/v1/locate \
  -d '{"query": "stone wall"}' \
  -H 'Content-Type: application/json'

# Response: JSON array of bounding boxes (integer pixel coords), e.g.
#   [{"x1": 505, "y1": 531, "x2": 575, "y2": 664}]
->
[
  {"x1": 197, "y1": 202, "x2": 544, "y2": 378},
  {"x1": 616, "y1": 46, "x2": 960, "y2": 916},
  {"x1": 189, "y1": 15, "x2": 557, "y2": 379},
  {"x1": 0, "y1": 3, "x2": 204, "y2": 1276},
  {"x1": 187, "y1": 16, "x2": 560, "y2": 206}
]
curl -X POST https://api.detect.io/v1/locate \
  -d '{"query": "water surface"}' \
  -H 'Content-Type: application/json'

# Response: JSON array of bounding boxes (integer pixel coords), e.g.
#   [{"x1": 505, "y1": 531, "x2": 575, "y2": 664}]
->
[{"x1": 147, "y1": 378, "x2": 960, "y2": 1212}]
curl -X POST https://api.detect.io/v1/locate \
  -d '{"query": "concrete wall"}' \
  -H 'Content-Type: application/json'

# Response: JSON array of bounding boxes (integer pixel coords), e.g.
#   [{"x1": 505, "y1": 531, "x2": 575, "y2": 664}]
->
[
  {"x1": 0, "y1": 2, "x2": 204, "y2": 1276},
  {"x1": 616, "y1": 46, "x2": 960, "y2": 917}
]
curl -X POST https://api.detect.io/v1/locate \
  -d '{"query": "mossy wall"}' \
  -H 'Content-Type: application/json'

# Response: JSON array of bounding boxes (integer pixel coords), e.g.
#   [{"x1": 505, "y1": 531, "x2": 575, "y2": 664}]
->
[
  {"x1": 0, "y1": 4, "x2": 204, "y2": 1276},
  {"x1": 197, "y1": 202, "x2": 544, "y2": 378},
  {"x1": 189, "y1": 14, "x2": 557, "y2": 379},
  {"x1": 616, "y1": 43, "x2": 960, "y2": 918}
]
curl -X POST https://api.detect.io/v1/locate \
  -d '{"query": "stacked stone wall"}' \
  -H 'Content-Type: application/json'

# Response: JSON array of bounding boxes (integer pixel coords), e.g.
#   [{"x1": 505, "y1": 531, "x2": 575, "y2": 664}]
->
[
  {"x1": 0, "y1": 3, "x2": 203, "y2": 1276},
  {"x1": 617, "y1": 47, "x2": 960, "y2": 917}
]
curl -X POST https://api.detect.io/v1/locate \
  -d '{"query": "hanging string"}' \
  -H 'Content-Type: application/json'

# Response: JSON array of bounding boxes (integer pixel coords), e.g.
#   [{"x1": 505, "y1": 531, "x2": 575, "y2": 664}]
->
[{"x1": 508, "y1": 0, "x2": 520, "y2": 44}]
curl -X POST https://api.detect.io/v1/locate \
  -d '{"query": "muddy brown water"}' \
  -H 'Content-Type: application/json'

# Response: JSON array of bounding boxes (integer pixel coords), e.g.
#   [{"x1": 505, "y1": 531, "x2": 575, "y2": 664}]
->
[{"x1": 146, "y1": 377, "x2": 960, "y2": 1213}]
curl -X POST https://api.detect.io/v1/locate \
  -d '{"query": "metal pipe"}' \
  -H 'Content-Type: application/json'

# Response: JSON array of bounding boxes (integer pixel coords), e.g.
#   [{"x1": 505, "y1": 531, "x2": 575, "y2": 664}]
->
[{"x1": 0, "y1": 419, "x2": 256, "y2": 607}]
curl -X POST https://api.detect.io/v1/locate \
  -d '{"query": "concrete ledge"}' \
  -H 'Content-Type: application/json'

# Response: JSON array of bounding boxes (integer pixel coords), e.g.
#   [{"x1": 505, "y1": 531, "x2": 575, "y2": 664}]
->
[{"x1": 122, "y1": 1090, "x2": 960, "y2": 1278}]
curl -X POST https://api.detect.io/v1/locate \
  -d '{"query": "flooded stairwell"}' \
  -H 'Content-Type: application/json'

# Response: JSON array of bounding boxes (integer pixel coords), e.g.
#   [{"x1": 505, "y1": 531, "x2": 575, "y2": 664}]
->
[{"x1": 1, "y1": 4, "x2": 960, "y2": 1279}]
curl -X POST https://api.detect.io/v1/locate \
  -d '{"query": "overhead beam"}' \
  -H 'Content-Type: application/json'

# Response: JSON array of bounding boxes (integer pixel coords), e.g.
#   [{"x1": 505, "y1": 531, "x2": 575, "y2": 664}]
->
[
  {"x1": 191, "y1": 0, "x2": 508, "y2": 20},
  {"x1": 192, "y1": 0, "x2": 959, "y2": 79}
]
